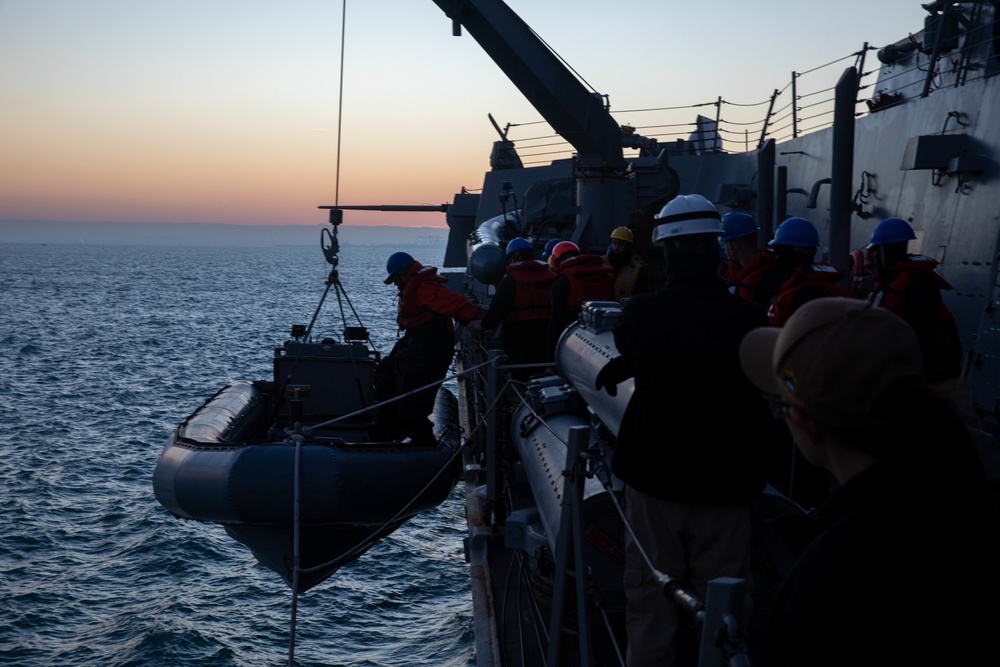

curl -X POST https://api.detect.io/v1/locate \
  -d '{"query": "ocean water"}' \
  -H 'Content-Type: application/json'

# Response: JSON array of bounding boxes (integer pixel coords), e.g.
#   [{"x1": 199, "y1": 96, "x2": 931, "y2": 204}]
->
[{"x1": 0, "y1": 241, "x2": 474, "y2": 666}]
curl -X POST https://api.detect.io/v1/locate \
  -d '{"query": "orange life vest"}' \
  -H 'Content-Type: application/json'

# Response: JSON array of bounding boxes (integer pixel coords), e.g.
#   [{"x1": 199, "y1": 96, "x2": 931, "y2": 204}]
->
[
  {"x1": 869, "y1": 256, "x2": 961, "y2": 382},
  {"x1": 731, "y1": 249, "x2": 777, "y2": 302},
  {"x1": 506, "y1": 260, "x2": 556, "y2": 322},
  {"x1": 559, "y1": 254, "x2": 615, "y2": 311},
  {"x1": 767, "y1": 263, "x2": 843, "y2": 327}
]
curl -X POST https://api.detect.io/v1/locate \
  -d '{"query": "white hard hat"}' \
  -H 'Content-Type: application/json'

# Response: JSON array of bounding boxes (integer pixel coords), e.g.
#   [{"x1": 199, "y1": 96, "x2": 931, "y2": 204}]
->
[{"x1": 652, "y1": 194, "x2": 723, "y2": 244}]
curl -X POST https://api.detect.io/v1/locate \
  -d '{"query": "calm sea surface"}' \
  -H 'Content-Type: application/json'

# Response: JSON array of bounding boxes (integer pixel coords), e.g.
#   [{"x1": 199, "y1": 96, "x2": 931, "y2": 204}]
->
[{"x1": 0, "y1": 242, "x2": 474, "y2": 666}]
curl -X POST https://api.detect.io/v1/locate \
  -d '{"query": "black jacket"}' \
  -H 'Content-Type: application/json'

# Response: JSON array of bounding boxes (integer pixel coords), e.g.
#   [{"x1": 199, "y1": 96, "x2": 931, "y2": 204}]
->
[
  {"x1": 764, "y1": 458, "x2": 1000, "y2": 666},
  {"x1": 610, "y1": 272, "x2": 771, "y2": 504}
]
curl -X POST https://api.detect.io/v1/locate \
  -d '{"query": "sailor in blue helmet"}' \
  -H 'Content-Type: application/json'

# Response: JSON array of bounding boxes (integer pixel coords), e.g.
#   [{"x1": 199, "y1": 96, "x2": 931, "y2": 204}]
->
[
  {"x1": 541, "y1": 238, "x2": 561, "y2": 269},
  {"x1": 375, "y1": 251, "x2": 481, "y2": 443},
  {"x1": 866, "y1": 217, "x2": 961, "y2": 383},
  {"x1": 766, "y1": 217, "x2": 844, "y2": 326},
  {"x1": 720, "y1": 212, "x2": 782, "y2": 308},
  {"x1": 594, "y1": 194, "x2": 771, "y2": 666},
  {"x1": 482, "y1": 237, "x2": 555, "y2": 380}
]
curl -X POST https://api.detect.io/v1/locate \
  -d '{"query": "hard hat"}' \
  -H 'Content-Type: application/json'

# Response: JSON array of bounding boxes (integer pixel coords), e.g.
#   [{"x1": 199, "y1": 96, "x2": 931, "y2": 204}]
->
[
  {"x1": 550, "y1": 241, "x2": 580, "y2": 266},
  {"x1": 768, "y1": 217, "x2": 819, "y2": 248},
  {"x1": 652, "y1": 194, "x2": 723, "y2": 243},
  {"x1": 720, "y1": 212, "x2": 760, "y2": 242},
  {"x1": 610, "y1": 227, "x2": 634, "y2": 243},
  {"x1": 541, "y1": 238, "x2": 560, "y2": 258},
  {"x1": 506, "y1": 237, "x2": 532, "y2": 259},
  {"x1": 384, "y1": 251, "x2": 415, "y2": 284},
  {"x1": 867, "y1": 217, "x2": 916, "y2": 248}
]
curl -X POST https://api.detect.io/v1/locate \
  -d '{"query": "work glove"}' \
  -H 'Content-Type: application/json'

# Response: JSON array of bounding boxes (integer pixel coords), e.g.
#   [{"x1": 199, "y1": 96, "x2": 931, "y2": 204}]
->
[{"x1": 594, "y1": 356, "x2": 628, "y2": 397}]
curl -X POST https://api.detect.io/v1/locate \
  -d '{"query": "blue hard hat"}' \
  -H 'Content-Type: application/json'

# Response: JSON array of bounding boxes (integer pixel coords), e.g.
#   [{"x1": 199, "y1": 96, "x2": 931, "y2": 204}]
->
[
  {"x1": 506, "y1": 237, "x2": 532, "y2": 259},
  {"x1": 541, "y1": 238, "x2": 560, "y2": 258},
  {"x1": 720, "y1": 212, "x2": 760, "y2": 242},
  {"x1": 384, "y1": 251, "x2": 415, "y2": 284},
  {"x1": 867, "y1": 217, "x2": 916, "y2": 248},
  {"x1": 769, "y1": 217, "x2": 819, "y2": 247}
]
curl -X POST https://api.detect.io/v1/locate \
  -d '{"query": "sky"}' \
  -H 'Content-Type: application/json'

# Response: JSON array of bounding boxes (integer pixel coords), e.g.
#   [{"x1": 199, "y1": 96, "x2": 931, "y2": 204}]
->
[{"x1": 0, "y1": 0, "x2": 927, "y2": 229}]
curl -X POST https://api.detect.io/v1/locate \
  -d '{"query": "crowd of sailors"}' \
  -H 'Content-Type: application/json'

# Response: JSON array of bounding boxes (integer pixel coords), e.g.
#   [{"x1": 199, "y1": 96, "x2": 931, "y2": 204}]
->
[{"x1": 374, "y1": 193, "x2": 999, "y2": 666}]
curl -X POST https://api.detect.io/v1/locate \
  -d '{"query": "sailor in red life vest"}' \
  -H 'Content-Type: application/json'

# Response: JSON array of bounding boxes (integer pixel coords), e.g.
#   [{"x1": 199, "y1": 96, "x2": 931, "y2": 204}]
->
[
  {"x1": 482, "y1": 237, "x2": 555, "y2": 380},
  {"x1": 866, "y1": 217, "x2": 962, "y2": 384},
  {"x1": 601, "y1": 226, "x2": 649, "y2": 302},
  {"x1": 847, "y1": 246, "x2": 877, "y2": 300},
  {"x1": 374, "y1": 251, "x2": 482, "y2": 443},
  {"x1": 720, "y1": 211, "x2": 783, "y2": 309},
  {"x1": 546, "y1": 241, "x2": 614, "y2": 360},
  {"x1": 766, "y1": 217, "x2": 844, "y2": 327}
]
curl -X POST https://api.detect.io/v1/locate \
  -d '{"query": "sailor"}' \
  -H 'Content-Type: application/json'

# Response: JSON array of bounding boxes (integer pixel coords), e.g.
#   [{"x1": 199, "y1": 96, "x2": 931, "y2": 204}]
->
[
  {"x1": 766, "y1": 217, "x2": 844, "y2": 327},
  {"x1": 847, "y1": 246, "x2": 877, "y2": 300},
  {"x1": 482, "y1": 237, "x2": 555, "y2": 380},
  {"x1": 540, "y1": 237, "x2": 561, "y2": 268},
  {"x1": 602, "y1": 226, "x2": 649, "y2": 302},
  {"x1": 546, "y1": 240, "x2": 614, "y2": 360},
  {"x1": 866, "y1": 217, "x2": 962, "y2": 384},
  {"x1": 739, "y1": 297, "x2": 1000, "y2": 667},
  {"x1": 720, "y1": 211, "x2": 782, "y2": 308},
  {"x1": 374, "y1": 251, "x2": 481, "y2": 444},
  {"x1": 594, "y1": 194, "x2": 771, "y2": 666}
]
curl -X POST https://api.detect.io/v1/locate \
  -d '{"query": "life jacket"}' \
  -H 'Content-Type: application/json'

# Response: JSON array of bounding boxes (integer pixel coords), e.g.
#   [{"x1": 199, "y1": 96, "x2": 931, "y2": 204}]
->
[
  {"x1": 849, "y1": 247, "x2": 877, "y2": 299},
  {"x1": 767, "y1": 263, "x2": 843, "y2": 327},
  {"x1": 506, "y1": 260, "x2": 556, "y2": 322},
  {"x1": 397, "y1": 263, "x2": 451, "y2": 330},
  {"x1": 731, "y1": 249, "x2": 776, "y2": 301},
  {"x1": 869, "y1": 256, "x2": 962, "y2": 381},
  {"x1": 558, "y1": 254, "x2": 614, "y2": 311},
  {"x1": 608, "y1": 256, "x2": 645, "y2": 302}
]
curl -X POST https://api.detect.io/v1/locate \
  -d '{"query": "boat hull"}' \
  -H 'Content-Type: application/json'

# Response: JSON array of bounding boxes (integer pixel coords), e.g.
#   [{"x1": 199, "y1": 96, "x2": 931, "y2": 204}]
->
[{"x1": 153, "y1": 379, "x2": 462, "y2": 591}]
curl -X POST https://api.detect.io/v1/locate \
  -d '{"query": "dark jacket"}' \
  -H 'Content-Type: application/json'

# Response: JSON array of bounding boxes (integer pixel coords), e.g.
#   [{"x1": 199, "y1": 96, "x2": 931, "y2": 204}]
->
[
  {"x1": 610, "y1": 271, "x2": 771, "y2": 504},
  {"x1": 764, "y1": 458, "x2": 1000, "y2": 666}
]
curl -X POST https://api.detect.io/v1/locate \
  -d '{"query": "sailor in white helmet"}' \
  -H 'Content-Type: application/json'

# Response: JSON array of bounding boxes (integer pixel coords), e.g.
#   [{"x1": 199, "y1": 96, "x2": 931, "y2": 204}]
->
[{"x1": 595, "y1": 194, "x2": 772, "y2": 666}]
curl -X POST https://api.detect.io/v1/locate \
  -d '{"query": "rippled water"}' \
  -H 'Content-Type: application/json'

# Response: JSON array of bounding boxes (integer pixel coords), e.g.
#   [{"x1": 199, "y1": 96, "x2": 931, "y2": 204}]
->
[{"x1": 0, "y1": 241, "x2": 474, "y2": 666}]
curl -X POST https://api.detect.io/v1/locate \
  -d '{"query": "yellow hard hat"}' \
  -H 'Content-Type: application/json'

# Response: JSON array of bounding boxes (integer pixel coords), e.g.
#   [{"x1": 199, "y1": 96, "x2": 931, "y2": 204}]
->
[{"x1": 610, "y1": 227, "x2": 633, "y2": 243}]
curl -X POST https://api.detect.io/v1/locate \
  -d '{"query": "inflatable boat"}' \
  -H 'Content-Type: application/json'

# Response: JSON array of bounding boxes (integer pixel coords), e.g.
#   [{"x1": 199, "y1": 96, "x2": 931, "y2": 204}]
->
[{"x1": 153, "y1": 230, "x2": 463, "y2": 593}]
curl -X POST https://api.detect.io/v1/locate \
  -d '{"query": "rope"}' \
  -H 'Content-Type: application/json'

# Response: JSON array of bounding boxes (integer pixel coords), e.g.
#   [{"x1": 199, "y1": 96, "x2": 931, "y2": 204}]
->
[
  {"x1": 304, "y1": 356, "x2": 494, "y2": 432},
  {"x1": 299, "y1": 424, "x2": 466, "y2": 575},
  {"x1": 284, "y1": 356, "x2": 505, "y2": 665},
  {"x1": 294, "y1": 363, "x2": 511, "y2": 576},
  {"x1": 288, "y1": 432, "x2": 304, "y2": 667},
  {"x1": 588, "y1": 457, "x2": 701, "y2": 619}
]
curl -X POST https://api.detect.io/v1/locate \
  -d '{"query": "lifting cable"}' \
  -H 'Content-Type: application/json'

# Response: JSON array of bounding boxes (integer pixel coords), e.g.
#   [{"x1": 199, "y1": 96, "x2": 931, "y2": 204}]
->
[{"x1": 285, "y1": 353, "x2": 497, "y2": 665}]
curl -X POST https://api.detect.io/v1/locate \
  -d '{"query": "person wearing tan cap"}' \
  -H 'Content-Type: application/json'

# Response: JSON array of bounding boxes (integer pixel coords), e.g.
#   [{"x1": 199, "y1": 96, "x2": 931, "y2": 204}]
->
[{"x1": 739, "y1": 297, "x2": 999, "y2": 666}]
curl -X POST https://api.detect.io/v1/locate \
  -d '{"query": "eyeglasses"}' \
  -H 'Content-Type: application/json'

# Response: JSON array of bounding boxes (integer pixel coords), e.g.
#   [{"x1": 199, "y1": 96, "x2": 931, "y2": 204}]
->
[{"x1": 761, "y1": 392, "x2": 792, "y2": 419}]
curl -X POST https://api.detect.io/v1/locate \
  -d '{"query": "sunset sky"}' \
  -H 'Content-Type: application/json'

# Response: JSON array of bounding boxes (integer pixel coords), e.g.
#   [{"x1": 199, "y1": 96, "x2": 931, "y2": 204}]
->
[{"x1": 1, "y1": 0, "x2": 924, "y2": 229}]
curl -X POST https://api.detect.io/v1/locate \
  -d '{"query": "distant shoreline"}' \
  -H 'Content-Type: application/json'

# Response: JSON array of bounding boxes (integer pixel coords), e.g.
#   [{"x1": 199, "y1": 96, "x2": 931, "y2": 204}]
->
[{"x1": 0, "y1": 220, "x2": 449, "y2": 247}]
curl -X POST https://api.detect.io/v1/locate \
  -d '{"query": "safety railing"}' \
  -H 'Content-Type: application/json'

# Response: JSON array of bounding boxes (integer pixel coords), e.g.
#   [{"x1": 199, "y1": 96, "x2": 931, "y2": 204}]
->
[{"x1": 503, "y1": 7, "x2": 999, "y2": 164}]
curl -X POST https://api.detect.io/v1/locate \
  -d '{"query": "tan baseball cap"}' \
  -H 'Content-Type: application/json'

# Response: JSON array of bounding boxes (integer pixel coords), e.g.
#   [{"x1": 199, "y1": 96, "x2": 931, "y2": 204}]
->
[{"x1": 739, "y1": 298, "x2": 924, "y2": 429}]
